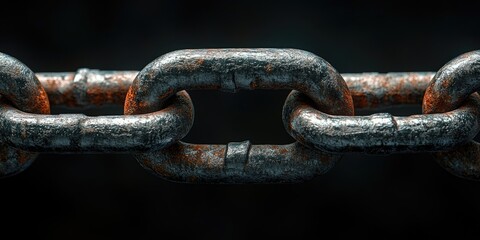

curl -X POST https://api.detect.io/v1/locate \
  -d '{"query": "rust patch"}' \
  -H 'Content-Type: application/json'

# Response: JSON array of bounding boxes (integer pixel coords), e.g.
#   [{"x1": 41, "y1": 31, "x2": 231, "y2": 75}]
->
[
  {"x1": 32, "y1": 89, "x2": 51, "y2": 114},
  {"x1": 265, "y1": 63, "x2": 273, "y2": 73},
  {"x1": 86, "y1": 86, "x2": 128, "y2": 106},
  {"x1": 423, "y1": 91, "x2": 453, "y2": 113},
  {"x1": 16, "y1": 150, "x2": 30, "y2": 165},
  {"x1": 159, "y1": 87, "x2": 174, "y2": 102},
  {"x1": 124, "y1": 87, "x2": 137, "y2": 115},
  {"x1": 183, "y1": 58, "x2": 206, "y2": 72},
  {"x1": 196, "y1": 58, "x2": 205, "y2": 66},
  {"x1": 269, "y1": 145, "x2": 289, "y2": 155},
  {"x1": 441, "y1": 77, "x2": 452, "y2": 89},
  {"x1": 250, "y1": 77, "x2": 259, "y2": 89},
  {"x1": 351, "y1": 92, "x2": 372, "y2": 109},
  {"x1": 86, "y1": 86, "x2": 105, "y2": 106}
]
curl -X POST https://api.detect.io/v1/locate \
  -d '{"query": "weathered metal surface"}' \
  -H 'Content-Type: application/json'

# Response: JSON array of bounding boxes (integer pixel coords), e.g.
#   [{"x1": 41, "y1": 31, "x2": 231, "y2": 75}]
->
[
  {"x1": 124, "y1": 48, "x2": 354, "y2": 115},
  {"x1": 0, "y1": 91, "x2": 193, "y2": 152},
  {"x1": 137, "y1": 141, "x2": 337, "y2": 183},
  {"x1": 423, "y1": 50, "x2": 480, "y2": 180},
  {"x1": 434, "y1": 141, "x2": 480, "y2": 180},
  {"x1": 0, "y1": 53, "x2": 51, "y2": 114},
  {"x1": 283, "y1": 91, "x2": 480, "y2": 153},
  {"x1": 0, "y1": 52, "x2": 50, "y2": 177},
  {"x1": 343, "y1": 72, "x2": 434, "y2": 109},
  {"x1": 125, "y1": 48, "x2": 352, "y2": 183},
  {"x1": 37, "y1": 69, "x2": 137, "y2": 107},
  {"x1": 36, "y1": 70, "x2": 434, "y2": 109},
  {"x1": 423, "y1": 51, "x2": 480, "y2": 113},
  {"x1": 284, "y1": 71, "x2": 480, "y2": 154},
  {"x1": 1, "y1": 48, "x2": 480, "y2": 182}
]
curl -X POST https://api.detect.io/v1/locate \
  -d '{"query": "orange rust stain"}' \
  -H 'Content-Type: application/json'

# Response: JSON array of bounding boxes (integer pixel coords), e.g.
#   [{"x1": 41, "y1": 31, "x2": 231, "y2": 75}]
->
[
  {"x1": 196, "y1": 58, "x2": 205, "y2": 66},
  {"x1": 159, "y1": 88, "x2": 174, "y2": 101},
  {"x1": 124, "y1": 87, "x2": 157, "y2": 114},
  {"x1": 86, "y1": 87, "x2": 104, "y2": 106},
  {"x1": 265, "y1": 64, "x2": 273, "y2": 74},
  {"x1": 249, "y1": 79, "x2": 258, "y2": 89},
  {"x1": 124, "y1": 88, "x2": 137, "y2": 115},
  {"x1": 213, "y1": 147, "x2": 225, "y2": 159},
  {"x1": 342, "y1": 88, "x2": 354, "y2": 116},
  {"x1": 351, "y1": 93, "x2": 371, "y2": 109},
  {"x1": 441, "y1": 78, "x2": 452, "y2": 89},
  {"x1": 138, "y1": 101, "x2": 150, "y2": 111},
  {"x1": 277, "y1": 147, "x2": 288, "y2": 155},
  {"x1": 16, "y1": 150, "x2": 30, "y2": 165},
  {"x1": 183, "y1": 58, "x2": 205, "y2": 72},
  {"x1": 87, "y1": 86, "x2": 128, "y2": 106},
  {"x1": 32, "y1": 90, "x2": 51, "y2": 114},
  {"x1": 391, "y1": 94, "x2": 408, "y2": 105},
  {"x1": 191, "y1": 144, "x2": 205, "y2": 152},
  {"x1": 423, "y1": 90, "x2": 452, "y2": 113},
  {"x1": 268, "y1": 145, "x2": 288, "y2": 154}
]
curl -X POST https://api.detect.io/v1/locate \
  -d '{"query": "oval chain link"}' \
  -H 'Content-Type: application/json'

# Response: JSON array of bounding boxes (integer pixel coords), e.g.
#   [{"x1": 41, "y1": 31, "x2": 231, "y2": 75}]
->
[
  {"x1": 423, "y1": 50, "x2": 480, "y2": 180},
  {"x1": 124, "y1": 49, "x2": 353, "y2": 183},
  {"x1": 0, "y1": 53, "x2": 50, "y2": 177}
]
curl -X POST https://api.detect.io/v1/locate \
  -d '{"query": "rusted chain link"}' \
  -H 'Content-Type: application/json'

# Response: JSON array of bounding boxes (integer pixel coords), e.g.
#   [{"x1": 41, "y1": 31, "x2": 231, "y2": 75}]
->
[
  {"x1": 125, "y1": 49, "x2": 353, "y2": 183},
  {"x1": 0, "y1": 53, "x2": 50, "y2": 177},
  {"x1": 283, "y1": 90, "x2": 480, "y2": 153},
  {"x1": 423, "y1": 50, "x2": 480, "y2": 180},
  {"x1": 0, "y1": 49, "x2": 479, "y2": 182},
  {"x1": 0, "y1": 92, "x2": 193, "y2": 152}
]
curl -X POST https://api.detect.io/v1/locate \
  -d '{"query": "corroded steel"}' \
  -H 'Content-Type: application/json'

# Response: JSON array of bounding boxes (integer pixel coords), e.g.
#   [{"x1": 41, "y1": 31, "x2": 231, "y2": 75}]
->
[
  {"x1": 0, "y1": 49, "x2": 479, "y2": 183},
  {"x1": 423, "y1": 50, "x2": 480, "y2": 180},
  {"x1": 283, "y1": 91, "x2": 480, "y2": 153},
  {"x1": 37, "y1": 69, "x2": 137, "y2": 107},
  {"x1": 0, "y1": 91, "x2": 193, "y2": 152},
  {"x1": 36, "y1": 71, "x2": 434, "y2": 110},
  {"x1": 125, "y1": 48, "x2": 353, "y2": 183},
  {"x1": 123, "y1": 48, "x2": 354, "y2": 115},
  {"x1": 343, "y1": 72, "x2": 434, "y2": 109},
  {"x1": 0, "y1": 53, "x2": 50, "y2": 177},
  {"x1": 137, "y1": 142, "x2": 336, "y2": 183},
  {"x1": 282, "y1": 71, "x2": 466, "y2": 154}
]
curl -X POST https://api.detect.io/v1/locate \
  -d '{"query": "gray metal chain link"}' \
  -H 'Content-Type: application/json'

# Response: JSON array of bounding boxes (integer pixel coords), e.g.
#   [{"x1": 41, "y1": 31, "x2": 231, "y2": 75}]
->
[{"x1": 0, "y1": 49, "x2": 479, "y2": 183}]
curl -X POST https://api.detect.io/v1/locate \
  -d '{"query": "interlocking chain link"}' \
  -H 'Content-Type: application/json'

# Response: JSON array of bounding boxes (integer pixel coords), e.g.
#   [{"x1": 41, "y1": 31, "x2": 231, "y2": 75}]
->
[
  {"x1": 0, "y1": 49, "x2": 479, "y2": 183},
  {"x1": 423, "y1": 51, "x2": 480, "y2": 180}
]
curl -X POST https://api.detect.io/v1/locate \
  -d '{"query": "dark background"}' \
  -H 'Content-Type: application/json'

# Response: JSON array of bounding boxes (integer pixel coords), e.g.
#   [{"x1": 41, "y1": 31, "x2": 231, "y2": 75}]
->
[{"x1": 1, "y1": 0, "x2": 479, "y2": 238}]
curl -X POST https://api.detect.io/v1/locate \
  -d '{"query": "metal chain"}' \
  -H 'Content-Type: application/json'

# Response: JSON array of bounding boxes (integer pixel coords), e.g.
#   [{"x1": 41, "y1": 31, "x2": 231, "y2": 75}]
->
[{"x1": 0, "y1": 49, "x2": 478, "y2": 183}]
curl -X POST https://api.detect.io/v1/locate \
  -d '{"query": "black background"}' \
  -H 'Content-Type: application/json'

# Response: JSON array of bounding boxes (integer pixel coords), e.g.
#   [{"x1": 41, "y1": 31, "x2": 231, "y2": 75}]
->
[{"x1": 1, "y1": 0, "x2": 479, "y2": 239}]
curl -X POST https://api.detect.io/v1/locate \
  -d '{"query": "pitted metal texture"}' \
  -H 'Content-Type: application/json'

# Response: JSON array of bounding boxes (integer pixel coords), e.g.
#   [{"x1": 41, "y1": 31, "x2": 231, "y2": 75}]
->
[
  {"x1": 123, "y1": 48, "x2": 354, "y2": 116},
  {"x1": 0, "y1": 91, "x2": 193, "y2": 152},
  {"x1": 423, "y1": 50, "x2": 480, "y2": 180},
  {"x1": 137, "y1": 142, "x2": 337, "y2": 183},
  {"x1": 125, "y1": 48, "x2": 353, "y2": 183},
  {"x1": 0, "y1": 48, "x2": 479, "y2": 183},
  {"x1": 0, "y1": 52, "x2": 50, "y2": 177},
  {"x1": 283, "y1": 83, "x2": 480, "y2": 153}
]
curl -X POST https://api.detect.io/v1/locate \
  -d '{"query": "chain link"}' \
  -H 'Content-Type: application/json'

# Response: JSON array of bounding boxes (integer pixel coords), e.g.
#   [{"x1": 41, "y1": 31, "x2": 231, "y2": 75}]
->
[
  {"x1": 0, "y1": 49, "x2": 479, "y2": 182},
  {"x1": 0, "y1": 53, "x2": 50, "y2": 176},
  {"x1": 423, "y1": 51, "x2": 480, "y2": 180}
]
